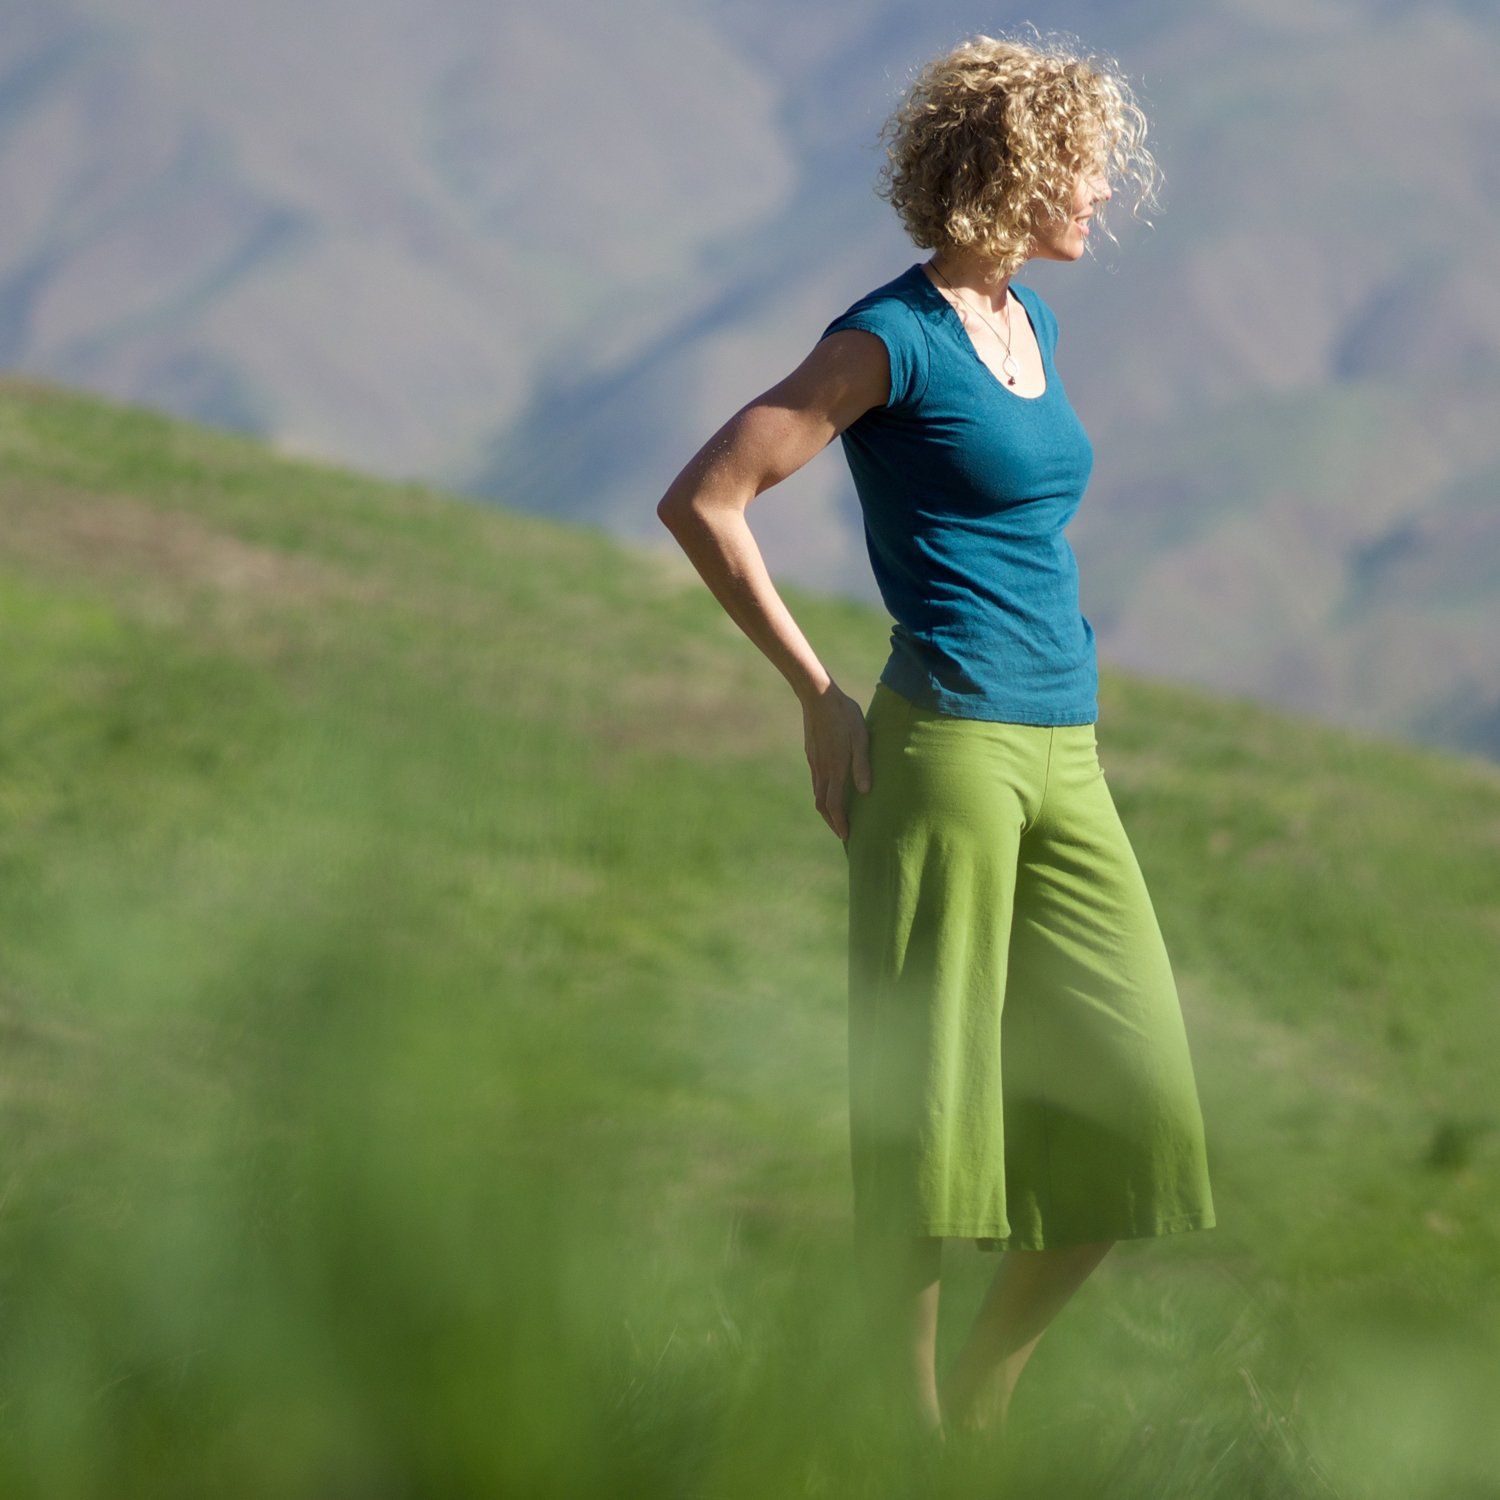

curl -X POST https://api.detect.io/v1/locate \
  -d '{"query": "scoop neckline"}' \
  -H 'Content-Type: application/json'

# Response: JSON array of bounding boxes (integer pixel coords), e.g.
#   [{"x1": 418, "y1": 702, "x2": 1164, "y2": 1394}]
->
[{"x1": 908, "y1": 261, "x2": 1050, "y2": 402}]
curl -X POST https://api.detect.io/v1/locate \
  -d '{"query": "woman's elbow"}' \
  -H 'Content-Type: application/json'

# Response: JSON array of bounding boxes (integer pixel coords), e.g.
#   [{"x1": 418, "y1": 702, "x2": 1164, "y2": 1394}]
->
[{"x1": 656, "y1": 488, "x2": 695, "y2": 534}]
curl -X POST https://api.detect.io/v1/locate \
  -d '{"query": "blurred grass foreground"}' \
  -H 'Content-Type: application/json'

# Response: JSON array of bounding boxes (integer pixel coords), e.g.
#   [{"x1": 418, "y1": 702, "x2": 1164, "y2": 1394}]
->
[{"x1": 2, "y1": 373, "x2": 1500, "y2": 1498}]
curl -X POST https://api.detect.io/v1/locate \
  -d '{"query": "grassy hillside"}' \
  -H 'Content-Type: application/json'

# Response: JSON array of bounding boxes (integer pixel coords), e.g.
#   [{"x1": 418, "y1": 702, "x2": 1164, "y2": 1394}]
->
[
  {"x1": 2, "y1": 373, "x2": 1499, "y2": 1498},
  {"x1": 12, "y1": 3, "x2": 1500, "y2": 761}
]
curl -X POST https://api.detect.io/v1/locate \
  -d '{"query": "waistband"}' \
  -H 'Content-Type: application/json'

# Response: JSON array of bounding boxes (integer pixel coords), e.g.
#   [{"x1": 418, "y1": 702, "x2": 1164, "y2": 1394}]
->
[{"x1": 868, "y1": 679, "x2": 1097, "y2": 737}]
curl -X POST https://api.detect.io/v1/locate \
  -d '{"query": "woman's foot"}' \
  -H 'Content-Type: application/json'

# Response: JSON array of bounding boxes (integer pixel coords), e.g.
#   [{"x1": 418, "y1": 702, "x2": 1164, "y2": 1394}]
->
[{"x1": 938, "y1": 1365, "x2": 1009, "y2": 1440}]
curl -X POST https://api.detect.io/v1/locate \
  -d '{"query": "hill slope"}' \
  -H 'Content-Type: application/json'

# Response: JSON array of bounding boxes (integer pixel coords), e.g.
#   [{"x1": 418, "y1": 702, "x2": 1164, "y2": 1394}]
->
[
  {"x1": 2, "y1": 374, "x2": 1499, "y2": 1495},
  {"x1": 6, "y1": 2, "x2": 1500, "y2": 760}
]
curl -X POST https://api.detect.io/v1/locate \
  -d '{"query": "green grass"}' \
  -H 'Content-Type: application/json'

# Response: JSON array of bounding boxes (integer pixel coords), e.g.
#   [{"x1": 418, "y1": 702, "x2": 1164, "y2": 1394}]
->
[{"x1": 2, "y1": 371, "x2": 1499, "y2": 1497}]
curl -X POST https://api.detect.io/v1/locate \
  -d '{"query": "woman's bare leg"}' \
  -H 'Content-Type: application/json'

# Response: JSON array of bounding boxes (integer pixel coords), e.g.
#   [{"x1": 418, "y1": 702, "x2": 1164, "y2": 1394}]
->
[
  {"x1": 857, "y1": 1234, "x2": 946, "y2": 1437},
  {"x1": 939, "y1": 1239, "x2": 1114, "y2": 1437}
]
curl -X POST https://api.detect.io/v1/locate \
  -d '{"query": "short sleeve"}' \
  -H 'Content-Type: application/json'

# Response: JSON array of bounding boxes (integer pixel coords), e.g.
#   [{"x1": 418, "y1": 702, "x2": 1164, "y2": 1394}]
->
[{"x1": 819, "y1": 299, "x2": 931, "y2": 412}]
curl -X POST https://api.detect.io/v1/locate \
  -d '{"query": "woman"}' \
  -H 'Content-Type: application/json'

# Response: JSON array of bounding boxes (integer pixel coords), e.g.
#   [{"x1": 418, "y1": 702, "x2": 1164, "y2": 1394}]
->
[{"x1": 656, "y1": 31, "x2": 1216, "y2": 1445}]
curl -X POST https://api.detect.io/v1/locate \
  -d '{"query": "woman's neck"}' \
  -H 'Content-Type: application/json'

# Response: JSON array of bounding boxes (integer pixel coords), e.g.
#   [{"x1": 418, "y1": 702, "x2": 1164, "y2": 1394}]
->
[{"x1": 923, "y1": 250, "x2": 1018, "y2": 316}]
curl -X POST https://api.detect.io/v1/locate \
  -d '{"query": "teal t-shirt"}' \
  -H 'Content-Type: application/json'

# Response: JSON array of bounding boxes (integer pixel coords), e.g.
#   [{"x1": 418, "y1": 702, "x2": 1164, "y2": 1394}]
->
[{"x1": 820, "y1": 262, "x2": 1098, "y2": 725}]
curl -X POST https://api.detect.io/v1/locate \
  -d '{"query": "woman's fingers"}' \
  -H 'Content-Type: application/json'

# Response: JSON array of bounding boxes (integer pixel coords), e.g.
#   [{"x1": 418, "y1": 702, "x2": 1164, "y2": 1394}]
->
[
  {"x1": 828, "y1": 770, "x2": 849, "y2": 841},
  {"x1": 812, "y1": 762, "x2": 849, "y2": 841}
]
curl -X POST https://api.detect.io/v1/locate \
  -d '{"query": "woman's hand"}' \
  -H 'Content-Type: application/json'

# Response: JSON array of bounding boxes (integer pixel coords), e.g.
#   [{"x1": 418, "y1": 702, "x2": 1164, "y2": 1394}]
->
[{"x1": 801, "y1": 682, "x2": 873, "y2": 844}]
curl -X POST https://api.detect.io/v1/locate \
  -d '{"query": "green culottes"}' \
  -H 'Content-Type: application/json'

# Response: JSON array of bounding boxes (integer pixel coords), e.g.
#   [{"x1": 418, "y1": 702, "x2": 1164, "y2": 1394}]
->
[{"x1": 843, "y1": 682, "x2": 1217, "y2": 1251}]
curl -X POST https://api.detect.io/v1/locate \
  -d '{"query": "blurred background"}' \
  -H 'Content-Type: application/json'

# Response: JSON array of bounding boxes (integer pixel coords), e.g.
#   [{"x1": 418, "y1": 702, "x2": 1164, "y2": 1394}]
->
[{"x1": 2, "y1": 2, "x2": 1498, "y2": 1496}]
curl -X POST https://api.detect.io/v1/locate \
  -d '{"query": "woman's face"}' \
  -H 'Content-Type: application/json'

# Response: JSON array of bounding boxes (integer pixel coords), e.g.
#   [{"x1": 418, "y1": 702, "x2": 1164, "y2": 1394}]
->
[{"x1": 1029, "y1": 166, "x2": 1111, "y2": 263}]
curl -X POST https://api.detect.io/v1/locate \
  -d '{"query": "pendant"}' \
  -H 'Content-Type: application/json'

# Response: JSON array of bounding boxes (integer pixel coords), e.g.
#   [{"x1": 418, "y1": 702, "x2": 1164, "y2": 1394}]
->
[{"x1": 1002, "y1": 353, "x2": 1021, "y2": 382}]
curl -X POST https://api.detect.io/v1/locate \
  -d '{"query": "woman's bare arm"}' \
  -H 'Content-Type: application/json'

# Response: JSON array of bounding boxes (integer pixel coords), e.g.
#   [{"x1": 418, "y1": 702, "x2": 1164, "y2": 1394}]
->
[{"x1": 656, "y1": 327, "x2": 891, "y2": 843}]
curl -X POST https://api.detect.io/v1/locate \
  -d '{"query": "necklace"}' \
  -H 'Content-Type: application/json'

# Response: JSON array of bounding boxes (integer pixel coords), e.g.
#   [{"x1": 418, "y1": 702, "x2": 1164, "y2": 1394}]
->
[{"x1": 927, "y1": 259, "x2": 1022, "y2": 386}]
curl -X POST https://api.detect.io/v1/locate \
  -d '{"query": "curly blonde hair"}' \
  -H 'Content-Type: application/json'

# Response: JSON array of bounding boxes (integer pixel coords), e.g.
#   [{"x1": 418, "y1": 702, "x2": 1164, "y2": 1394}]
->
[{"x1": 873, "y1": 27, "x2": 1160, "y2": 286}]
